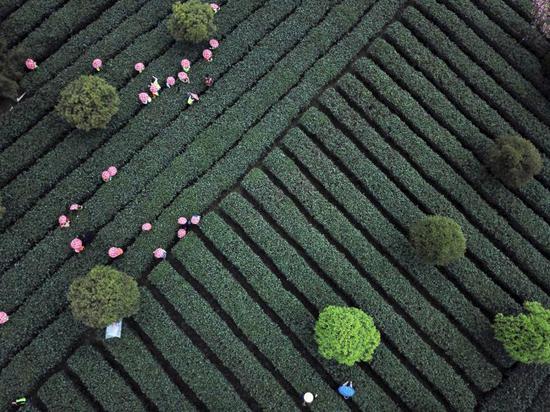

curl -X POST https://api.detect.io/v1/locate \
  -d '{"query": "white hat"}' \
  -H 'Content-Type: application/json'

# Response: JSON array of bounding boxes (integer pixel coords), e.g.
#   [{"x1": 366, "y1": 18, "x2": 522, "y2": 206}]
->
[{"x1": 303, "y1": 392, "x2": 314, "y2": 404}]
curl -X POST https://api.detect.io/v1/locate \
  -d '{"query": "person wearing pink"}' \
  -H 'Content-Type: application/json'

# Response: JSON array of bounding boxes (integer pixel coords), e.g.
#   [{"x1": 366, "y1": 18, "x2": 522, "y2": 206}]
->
[
  {"x1": 153, "y1": 248, "x2": 167, "y2": 259},
  {"x1": 107, "y1": 166, "x2": 117, "y2": 177},
  {"x1": 135, "y1": 62, "x2": 145, "y2": 73},
  {"x1": 186, "y1": 92, "x2": 199, "y2": 106},
  {"x1": 101, "y1": 170, "x2": 111, "y2": 182},
  {"x1": 209, "y1": 38, "x2": 219, "y2": 49},
  {"x1": 202, "y1": 49, "x2": 213, "y2": 62},
  {"x1": 70, "y1": 238, "x2": 85, "y2": 253},
  {"x1": 166, "y1": 76, "x2": 176, "y2": 88},
  {"x1": 92, "y1": 58, "x2": 103, "y2": 71},
  {"x1": 210, "y1": 3, "x2": 220, "y2": 13},
  {"x1": 142, "y1": 222, "x2": 153, "y2": 231},
  {"x1": 25, "y1": 58, "x2": 37, "y2": 70},
  {"x1": 69, "y1": 203, "x2": 83, "y2": 211},
  {"x1": 177, "y1": 228, "x2": 187, "y2": 239},
  {"x1": 0, "y1": 311, "x2": 9, "y2": 324},
  {"x1": 138, "y1": 92, "x2": 152, "y2": 105},
  {"x1": 150, "y1": 84, "x2": 160, "y2": 98},
  {"x1": 180, "y1": 59, "x2": 191, "y2": 72},
  {"x1": 108, "y1": 247, "x2": 124, "y2": 258},
  {"x1": 177, "y1": 71, "x2": 189, "y2": 83},
  {"x1": 58, "y1": 215, "x2": 70, "y2": 228}
]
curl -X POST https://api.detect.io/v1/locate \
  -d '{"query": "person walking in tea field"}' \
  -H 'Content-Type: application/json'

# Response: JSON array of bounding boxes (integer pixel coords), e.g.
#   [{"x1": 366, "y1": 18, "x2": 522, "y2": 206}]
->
[
  {"x1": 203, "y1": 74, "x2": 214, "y2": 87},
  {"x1": 338, "y1": 381, "x2": 355, "y2": 399}
]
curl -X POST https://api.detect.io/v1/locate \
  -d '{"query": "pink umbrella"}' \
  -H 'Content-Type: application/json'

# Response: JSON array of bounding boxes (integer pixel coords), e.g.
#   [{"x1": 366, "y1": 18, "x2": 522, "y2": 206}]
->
[
  {"x1": 180, "y1": 59, "x2": 191, "y2": 72},
  {"x1": 134, "y1": 62, "x2": 145, "y2": 73},
  {"x1": 210, "y1": 3, "x2": 220, "y2": 13},
  {"x1": 92, "y1": 58, "x2": 103, "y2": 71},
  {"x1": 142, "y1": 222, "x2": 153, "y2": 231},
  {"x1": 107, "y1": 166, "x2": 117, "y2": 177},
  {"x1": 108, "y1": 247, "x2": 124, "y2": 258},
  {"x1": 69, "y1": 203, "x2": 82, "y2": 211},
  {"x1": 209, "y1": 38, "x2": 219, "y2": 49},
  {"x1": 101, "y1": 170, "x2": 111, "y2": 182},
  {"x1": 177, "y1": 71, "x2": 189, "y2": 83},
  {"x1": 177, "y1": 228, "x2": 187, "y2": 239},
  {"x1": 58, "y1": 215, "x2": 70, "y2": 228},
  {"x1": 138, "y1": 92, "x2": 151, "y2": 105},
  {"x1": 153, "y1": 248, "x2": 167, "y2": 259},
  {"x1": 177, "y1": 216, "x2": 187, "y2": 225},
  {"x1": 202, "y1": 49, "x2": 213, "y2": 62},
  {"x1": 25, "y1": 58, "x2": 37, "y2": 70},
  {"x1": 166, "y1": 76, "x2": 176, "y2": 88},
  {"x1": 149, "y1": 83, "x2": 160, "y2": 97},
  {"x1": 190, "y1": 215, "x2": 201, "y2": 225},
  {"x1": 0, "y1": 311, "x2": 9, "y2": 325}
]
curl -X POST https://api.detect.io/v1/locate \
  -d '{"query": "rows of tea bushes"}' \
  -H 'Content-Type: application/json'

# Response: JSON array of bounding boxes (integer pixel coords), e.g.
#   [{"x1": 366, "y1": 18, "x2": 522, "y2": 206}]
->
[
  {"x1": 38, "y1": 371, "x2": 95, "y2": 411},
  {"x1": 261, "y1": 146, "x2": 502, "y2": 388},
  {"x1": 206, "y1": 204, "x2": 440, "y2": 411},
  {"x1": 351, "y1": 49, "x2": 550, "y2": 283},
  {"x1": 332, "y1": 73, "x2": 550, "y2": 304},
  {"x1": 0, "y1": 0, "x2": 407, "y2": 401},
  {"x1": 368, "y1": 32, "x2": 550, "y2": 245},
  {"x1": 152, "y1": 260, "x2": 303, "y2": 411},
  {"x1": 236, "y1": 170, "x2": 475, "y2": 410},
  {"x1": 400, "y1": 7, "x2": 550, "y2": 187}
]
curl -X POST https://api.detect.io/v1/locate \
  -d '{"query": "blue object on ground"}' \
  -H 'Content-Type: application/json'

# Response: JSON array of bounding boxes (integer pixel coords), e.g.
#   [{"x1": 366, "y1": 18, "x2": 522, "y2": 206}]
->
[{"x1": 338, "y1": 384, "x2": 356, "y2": 398}]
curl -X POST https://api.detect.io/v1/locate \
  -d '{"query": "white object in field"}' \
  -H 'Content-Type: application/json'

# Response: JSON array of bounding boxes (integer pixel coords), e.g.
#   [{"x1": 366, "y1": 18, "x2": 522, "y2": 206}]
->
[
  {"x1": 16, "y1": 92, "x2": 26, "y2": 102},
  {"x1": 105, "y1": 320, "x2": 122, "y2": 339}
]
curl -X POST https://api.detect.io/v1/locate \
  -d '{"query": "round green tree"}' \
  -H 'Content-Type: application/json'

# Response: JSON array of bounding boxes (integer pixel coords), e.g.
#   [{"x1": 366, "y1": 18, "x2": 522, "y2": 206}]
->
[
  {"x1": 487, "y1": 135, "x2": 542, "y2": 188},
  {"x1": 494, "y1": 301, "x2": 550, "y2": 364},
  {"x1": 410, "y1": 215, "x2": 466, "y2": 266},
  {"x1": 168, "y1": 0, "x2": 217, "y2": 43},
  {"x1": 68, "y1": 265, "x2": 140, "y2": 328},
  {"x1": 315, "y1": 305, "x2": 381, "y2": 366},
  {"x1": 56, "y1": 75, "x2": 120, "y2": 131}
]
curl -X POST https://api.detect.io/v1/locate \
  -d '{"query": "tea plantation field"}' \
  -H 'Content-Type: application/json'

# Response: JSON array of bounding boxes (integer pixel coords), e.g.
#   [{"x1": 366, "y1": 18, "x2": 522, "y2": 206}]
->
[{"x1": 1, "y1": 0, "x2": 549, "y2": 410}]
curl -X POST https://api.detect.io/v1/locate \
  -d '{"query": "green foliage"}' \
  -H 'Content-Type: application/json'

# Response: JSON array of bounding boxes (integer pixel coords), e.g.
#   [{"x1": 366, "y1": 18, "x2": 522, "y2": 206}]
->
[
  {"x1": 0, "y1": 38, "x2": 25, "y2": 103},
  {"x1": 410, "y1": 216, "x2": 466, "y2": 266},
  {"x1": 315, "y1": 305, "x2": 381, "y2": 366},
  {"x1": 68, "y1": 265, "x2": 139, "y2": 328},
  {"x1": 494, "y1": 301, "x2": 550, "y2": 364},
  {"x1": 168, "y1": 0, "x2": 217, "y2": 43},
  {"x1": 56, "y1": 75, "x2": 120, "y2": 131},
  {"x1": 487, "y1": 135, "x2": 543, "y2": 188}
]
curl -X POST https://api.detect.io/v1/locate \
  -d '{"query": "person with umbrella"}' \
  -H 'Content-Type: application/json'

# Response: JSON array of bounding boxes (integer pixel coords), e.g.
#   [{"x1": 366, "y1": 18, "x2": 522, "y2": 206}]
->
[
  {"x1": 338, "y1": 381, "x2": 355, "y2": 399},
  {"x1": 302, "y1": 392, "x2": 318, "y2": 406}
]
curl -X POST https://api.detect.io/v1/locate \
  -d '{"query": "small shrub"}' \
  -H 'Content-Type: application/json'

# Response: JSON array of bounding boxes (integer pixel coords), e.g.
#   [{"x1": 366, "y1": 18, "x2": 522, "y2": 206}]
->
[
  {"x1": 68, "y1": 265, "x2": 140, "y2": 328},
  {"x1": 56, "y1": 75, "x2": 120, "y2": 131},
  {"x1": 494, "y1": 301, "x2": 550, "y2": 364},
  {"x1": 168, "y1": 0, "x2": 217, "y2": 43},
  {"x1": 487, "y1": 135, "x2": 542, "y2": 188},
  {"x1": 410, "y1": 215, "x2": 466, "y2": 266},
  {"x1": 315, "y1": 305, "x2": 381, "y2": 366}
]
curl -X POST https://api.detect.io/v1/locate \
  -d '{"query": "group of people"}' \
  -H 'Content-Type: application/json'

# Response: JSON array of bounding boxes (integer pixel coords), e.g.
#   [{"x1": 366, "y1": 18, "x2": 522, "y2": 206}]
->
[{"x1": 302, "y1": 381, "x2": 356, "y2": 407}]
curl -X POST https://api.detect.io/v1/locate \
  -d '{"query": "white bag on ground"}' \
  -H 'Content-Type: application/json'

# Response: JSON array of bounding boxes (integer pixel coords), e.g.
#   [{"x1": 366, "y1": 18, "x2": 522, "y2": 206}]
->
[{"x1": 105, "y1": 320, "x2": 122, "y2": 339}]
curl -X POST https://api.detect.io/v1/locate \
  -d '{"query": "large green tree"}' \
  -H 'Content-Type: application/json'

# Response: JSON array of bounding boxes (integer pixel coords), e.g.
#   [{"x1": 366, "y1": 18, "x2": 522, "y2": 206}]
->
[
  {"x1": 168, "y1": 0, "x2": 217, "y2": 43},
  {"x1": 56, "y1": 75, "x2": 120, "y2": 131},
  {"x1": 68, "y1": 265, "x2": 140, "y2": 328},
  {"x1": 409, "y1": 215, "x2": 466, "y2": 266},
  {"x1": 494, "y1": 301, "x2": 550, "y2": 364},
  {"x1": 315, "y1": 305, "x2": 380, "y2": 366}
]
